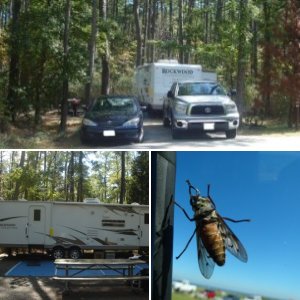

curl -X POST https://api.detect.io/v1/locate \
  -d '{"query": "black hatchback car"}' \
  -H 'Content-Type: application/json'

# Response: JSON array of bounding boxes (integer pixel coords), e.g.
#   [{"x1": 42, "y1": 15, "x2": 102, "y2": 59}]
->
[{"x1": 80, "y1": 95, "x2": 144, "y2": 144}]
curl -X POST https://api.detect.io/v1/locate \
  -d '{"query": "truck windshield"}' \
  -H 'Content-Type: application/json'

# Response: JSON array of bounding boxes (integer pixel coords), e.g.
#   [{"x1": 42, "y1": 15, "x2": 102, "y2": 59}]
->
[{"x1": 178, "y1": 82, "x2": 226, "y2": 96}]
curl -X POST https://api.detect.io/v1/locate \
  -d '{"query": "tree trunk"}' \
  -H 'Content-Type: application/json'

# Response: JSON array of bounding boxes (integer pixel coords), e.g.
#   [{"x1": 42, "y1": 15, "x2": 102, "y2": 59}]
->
[
  {"x1": 236, "y1": 0, "x2": 248, "y2": 124},
  {"x1": 6, "y1": 0, "x2": 22, "y2": 123},
  {"x1": 13, "y1": 151, "x2": 25, "y2": 200},
  {"x1": 59, "y1": 0, "x2": 72, "y2": 133},
  {"x1": 178, "y1": 0, "x2": 184, "y2": 63},
  {"x1": 134, "y1": 0, "x2": 142, "y2": 67},
  {"x1": 142, "y1": 0, "x2": 149, "y2": 64},
  {"x1": 215, "y1": 0, "x2": 223, "y2": 42},
  {"x1": 68, "y1": 152, "x2": 75, "y2": 202},
  {"x1": 85, "y1": 0, "x2": 98, "y2": 106},
  {"x1": 77, "y1": 151, "x2": 84, "y2": 202},
  {"x1": 120, "y1": 152, "x2": 125, "y2": 204},
  {"x1": 100, "y1": 0, "x2": 110, "y2": 95},
  {"x1": 204, "y1": 0, "x2": 209, "y2": 43},
  {"x1": 262, "y1": 1, "x2": 272, "y2": 117},
  {"x1": 167, "y1": 0, "x2": 173, "y2": 58}
]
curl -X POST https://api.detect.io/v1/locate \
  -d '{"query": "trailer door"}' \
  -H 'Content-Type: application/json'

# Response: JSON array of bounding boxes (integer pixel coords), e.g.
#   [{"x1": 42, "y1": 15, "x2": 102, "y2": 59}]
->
[
  {"x1": 28, "y1": 206, "x2": 46, "y2": 246},
  {"x1": 139, "y1": 212, "x2": 149, "y2": 247}
]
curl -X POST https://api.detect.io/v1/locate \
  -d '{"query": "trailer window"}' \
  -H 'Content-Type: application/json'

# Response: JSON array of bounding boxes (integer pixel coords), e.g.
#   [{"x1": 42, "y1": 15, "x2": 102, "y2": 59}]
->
[
  {"x1": 33, "y1": 209, "x2": 41, "y2": 221},
  {"x1": 144, "y1": 213, "x2": 149, "y2": 224},
  {"x1": 102, "y1": 220, "x2": 125, "y2": 227}
]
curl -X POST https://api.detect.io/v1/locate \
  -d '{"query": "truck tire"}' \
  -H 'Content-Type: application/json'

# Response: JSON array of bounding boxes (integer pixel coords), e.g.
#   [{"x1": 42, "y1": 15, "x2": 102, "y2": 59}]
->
[
  {"x1": 53, "y1": 247, "x2": 65, "y2": 259},
  {"x1": 69, "y1": 247, "x2": 82, "y2": 259},
  {"x1": 225, "y1": 129, "x2": 237, "y2": 139},
  {"x1": 163, "y1": 108, "x2": 170, "y2": 127},
  {"x1": 171, "y1": 122, "x2": 180, "y2": 139}
]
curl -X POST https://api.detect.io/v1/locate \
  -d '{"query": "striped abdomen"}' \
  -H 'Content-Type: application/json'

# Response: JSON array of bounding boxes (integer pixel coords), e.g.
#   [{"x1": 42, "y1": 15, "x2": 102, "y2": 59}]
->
[{"x1": 200, "y1": 221, "x2": 225, "y2": 266}]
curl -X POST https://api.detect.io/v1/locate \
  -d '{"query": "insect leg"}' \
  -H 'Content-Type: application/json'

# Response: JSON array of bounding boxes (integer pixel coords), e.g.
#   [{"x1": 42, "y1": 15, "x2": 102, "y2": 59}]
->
[
  {"x1": 223, "y1": 217, "x2": 251, "y2": 223},
  {"x1": 176, "y1": 226, "x2": 197, "y2": 260},
  {"x1": 173, "y1": 200, "x2": 195, "y2": 222}
]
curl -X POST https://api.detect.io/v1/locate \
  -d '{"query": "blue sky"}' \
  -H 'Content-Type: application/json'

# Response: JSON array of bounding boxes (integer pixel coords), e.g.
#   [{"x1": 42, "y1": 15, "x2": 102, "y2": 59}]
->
[{"x1": 173, "y1": 152, "x2": 300, "y2": 300}]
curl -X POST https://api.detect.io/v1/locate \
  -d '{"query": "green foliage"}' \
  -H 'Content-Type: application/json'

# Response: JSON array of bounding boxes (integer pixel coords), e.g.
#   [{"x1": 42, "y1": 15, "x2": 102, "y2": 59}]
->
[
  {"x1": 127, "y1": 152, "x2": 149, "y2": 205},
  {"x1": 0, "y1": 151, "x2": 148, "y2": 204},
  {"x1": 0, "y1": 0, "x2": 297, "y2": 128}
]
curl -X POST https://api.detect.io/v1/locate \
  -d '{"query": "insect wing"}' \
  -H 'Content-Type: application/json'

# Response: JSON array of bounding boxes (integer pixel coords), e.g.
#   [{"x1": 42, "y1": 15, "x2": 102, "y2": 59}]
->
[
  {"x1": 218, "y1": 214, "x2": 248, "y2": 262},
  {"x1": 196, "y1": 225, "x2": 215, "y2": 279}
]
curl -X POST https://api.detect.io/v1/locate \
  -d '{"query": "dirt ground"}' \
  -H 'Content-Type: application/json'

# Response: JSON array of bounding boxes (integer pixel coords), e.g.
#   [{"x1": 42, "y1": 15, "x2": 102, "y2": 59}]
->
[{"x1": 0, "y1": 254, "x2": 149, "y2": 300}]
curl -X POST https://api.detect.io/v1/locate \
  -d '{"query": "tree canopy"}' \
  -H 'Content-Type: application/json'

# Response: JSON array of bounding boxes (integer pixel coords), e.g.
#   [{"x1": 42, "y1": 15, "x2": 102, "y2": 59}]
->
[
  {"x1": 0, "y1": 0, "x2": 299, "y2": 130},
  {"x1": 0, "y1": 151, "x2": 149, "y2": 205}
]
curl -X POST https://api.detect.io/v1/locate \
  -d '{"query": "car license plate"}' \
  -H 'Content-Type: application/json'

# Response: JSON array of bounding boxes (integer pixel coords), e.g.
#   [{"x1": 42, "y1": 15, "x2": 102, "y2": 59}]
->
[
  {"x1": 103, "y1": 130, "x2": 116, "y2": 137},
  {"x1": 203, "y1": 123, "x2": 215, "y2": 130}
]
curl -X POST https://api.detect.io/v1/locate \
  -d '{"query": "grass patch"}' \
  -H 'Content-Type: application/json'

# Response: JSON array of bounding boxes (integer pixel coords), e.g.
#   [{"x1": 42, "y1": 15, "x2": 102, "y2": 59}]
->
[
  {"x1": 240, "y1": 118, "x2": 300, "y2": 136},
  {"x1": 0, "y1": 111, "x2": 83, "y2": 149},
  {"x1": 172, "y1": 292, "x2": 195, "y2": 300}
]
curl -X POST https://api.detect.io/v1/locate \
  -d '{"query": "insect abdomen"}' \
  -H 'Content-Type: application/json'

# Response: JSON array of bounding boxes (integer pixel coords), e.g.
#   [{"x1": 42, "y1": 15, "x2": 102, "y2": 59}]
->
[{"x1": 200, "y1": 222, "x2": 225, "y2": 266}]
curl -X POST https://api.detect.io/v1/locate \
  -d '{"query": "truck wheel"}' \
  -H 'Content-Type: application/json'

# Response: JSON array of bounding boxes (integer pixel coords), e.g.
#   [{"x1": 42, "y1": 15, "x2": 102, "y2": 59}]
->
[
  {"x1": 53, "y1": 247, "x2": 65, "y2": 259},
  {"x1": 171, "y1": 118, "x2": 180, "y2": 139},
  {"x1": 163, "y1": 109, "x2": 170, "y2": 127},
  {"x1": 225, "y1": 129, "x2": 237, "y2": 139},
  {"x1": 163, "y1": 115, "x2": 170, "y2": 127},
  {"x1": 69, "y1": 247, "x2": 82, "y2": 259}
]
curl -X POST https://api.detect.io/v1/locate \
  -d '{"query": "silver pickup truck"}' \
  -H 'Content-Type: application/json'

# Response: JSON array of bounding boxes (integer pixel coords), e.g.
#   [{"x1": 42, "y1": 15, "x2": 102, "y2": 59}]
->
[{"x1": 163, "y1": 81, "x2": 239, "y2": 139}]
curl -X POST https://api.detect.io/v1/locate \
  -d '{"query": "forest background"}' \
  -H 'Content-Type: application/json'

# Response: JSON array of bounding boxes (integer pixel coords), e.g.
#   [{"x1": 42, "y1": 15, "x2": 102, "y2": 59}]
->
[
  {"x1": 0, "y1": 0, "x2": 300, "y2": 139},
  {"x1": 0, "y1": 151, "x2": 149, "y2": 205}
]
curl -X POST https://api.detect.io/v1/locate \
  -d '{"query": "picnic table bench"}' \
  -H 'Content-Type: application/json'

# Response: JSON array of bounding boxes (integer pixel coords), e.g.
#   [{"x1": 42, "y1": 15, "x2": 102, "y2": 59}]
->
[{"x1": 53, "y1": 258, "x2": 148, "y2": 291}]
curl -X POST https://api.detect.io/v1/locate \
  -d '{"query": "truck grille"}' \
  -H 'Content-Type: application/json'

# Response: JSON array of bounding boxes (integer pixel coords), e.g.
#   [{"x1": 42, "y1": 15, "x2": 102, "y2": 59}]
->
[{"x1": 190, "y1": 105, "x2": 224, "y2": 115}]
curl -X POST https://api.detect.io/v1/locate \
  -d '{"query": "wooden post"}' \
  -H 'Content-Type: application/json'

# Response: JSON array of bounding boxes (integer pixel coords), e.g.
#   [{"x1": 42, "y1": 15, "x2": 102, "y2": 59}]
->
[{"x1": 152, "y1": 152, "x2": 176, "y2": 300}]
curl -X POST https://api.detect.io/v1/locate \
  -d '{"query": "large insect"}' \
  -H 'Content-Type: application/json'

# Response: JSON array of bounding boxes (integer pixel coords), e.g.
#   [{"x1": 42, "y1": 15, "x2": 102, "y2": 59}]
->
[{"x1": 174, "y1": 180, "x2": 250, "y2": 279}]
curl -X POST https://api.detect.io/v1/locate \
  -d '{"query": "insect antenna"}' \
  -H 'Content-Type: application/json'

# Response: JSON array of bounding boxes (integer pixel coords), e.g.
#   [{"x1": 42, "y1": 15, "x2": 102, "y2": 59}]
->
[
  {"x1": 186, "y1": 180, "x2": 200, "y2": 197},
  {"x1": 206, "y1": 183, "x2": 217, "y2": 207}
]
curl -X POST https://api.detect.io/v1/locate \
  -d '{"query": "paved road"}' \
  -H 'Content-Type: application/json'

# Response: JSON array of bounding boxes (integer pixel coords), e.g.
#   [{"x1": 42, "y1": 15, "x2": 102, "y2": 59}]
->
[{"x1": 92, "y1": 116, "x2": 300, "y2": 150}]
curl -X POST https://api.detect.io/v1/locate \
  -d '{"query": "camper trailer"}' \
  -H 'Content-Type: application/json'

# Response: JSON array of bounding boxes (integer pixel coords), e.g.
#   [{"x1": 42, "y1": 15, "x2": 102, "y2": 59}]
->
[
  {"x1": 0, "y1": 199, "x2": 149, "y2": 259},
  {"x1": 135, "y1": 60, "x2": 216, "y2": 111}
]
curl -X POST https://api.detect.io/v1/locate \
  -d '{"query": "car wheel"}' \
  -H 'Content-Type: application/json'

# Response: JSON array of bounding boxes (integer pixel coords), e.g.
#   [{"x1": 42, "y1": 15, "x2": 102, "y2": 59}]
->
[
  {"x1": 134, "y1": 128, "x2": 144, "y2": 143},
  {"x1": 225, "y1": 129, "x2": 237, "y2": 139},
  {"x1": 80, "y1": 133, "x2": 90, "y2": 145}
]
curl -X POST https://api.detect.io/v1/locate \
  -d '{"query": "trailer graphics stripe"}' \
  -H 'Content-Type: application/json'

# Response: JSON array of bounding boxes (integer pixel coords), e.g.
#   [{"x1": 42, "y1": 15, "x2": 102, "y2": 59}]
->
[
  {"x1": 92, "y1": 238, "x2": 118, "y2": 245},
  {"x1": 87, "y1": 227, "x2": 138, "y2": 236},
  {"x1": 0, "y1": 216, "x2": 27, "y2": 222},
  {"x1": 45, "y1": 234, "x2": 86, "y2": 246}
]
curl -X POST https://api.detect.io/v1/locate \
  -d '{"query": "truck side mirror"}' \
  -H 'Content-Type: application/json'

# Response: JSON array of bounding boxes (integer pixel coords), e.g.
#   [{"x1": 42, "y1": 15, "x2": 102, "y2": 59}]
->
[{"x1": 167, "y1": 91, "x2": 174, "y2": 98}]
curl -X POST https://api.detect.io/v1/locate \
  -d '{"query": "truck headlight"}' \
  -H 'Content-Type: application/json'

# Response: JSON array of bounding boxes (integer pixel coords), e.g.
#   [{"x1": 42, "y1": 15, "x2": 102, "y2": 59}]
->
[
  {"x1": 123, "y1": 117, "x2": 140, "y2": 127},
  {"x1": 224, "y1": 103, "x2": 238, "y2": 114},
  {"x1": 174, "y1": 101, "x2": 188, "y2": 114},
  {"x1": 83, "y1": 118, "x2": 97, "y2": 126}
]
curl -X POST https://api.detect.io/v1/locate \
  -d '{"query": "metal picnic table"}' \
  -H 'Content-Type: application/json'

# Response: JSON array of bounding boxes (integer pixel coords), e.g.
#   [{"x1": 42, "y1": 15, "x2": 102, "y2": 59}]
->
[{"x1": 53, "y1": 258, "x2": 148, "y2": 292}]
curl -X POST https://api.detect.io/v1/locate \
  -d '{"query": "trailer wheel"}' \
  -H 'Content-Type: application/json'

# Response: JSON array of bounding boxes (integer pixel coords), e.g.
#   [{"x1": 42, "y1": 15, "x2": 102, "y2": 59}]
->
[
  {"x1": 53, "y1": 247, "x2": 65, "y2": 259},
  {"x1": 69, "y1": 247, "x2": 82, "y2": 259}
]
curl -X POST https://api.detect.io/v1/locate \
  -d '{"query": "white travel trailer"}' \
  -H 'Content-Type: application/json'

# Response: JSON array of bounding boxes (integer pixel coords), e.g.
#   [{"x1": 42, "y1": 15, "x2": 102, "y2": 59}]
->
[
  {"x1": 0, "y1": 199, "x2": 149, "y2": 259},
  {"x1": 135, "y1": 59, "x2": 216, "y2": 111}
]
